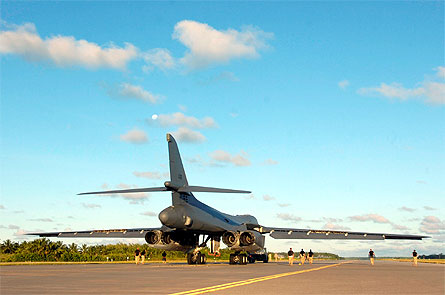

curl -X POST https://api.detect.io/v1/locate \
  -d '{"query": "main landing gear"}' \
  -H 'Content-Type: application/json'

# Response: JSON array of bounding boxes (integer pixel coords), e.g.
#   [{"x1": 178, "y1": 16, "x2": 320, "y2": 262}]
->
[
  {"x1": 229, "y1": 252, "x2": 248, "y2": 265},
  {"x1": 187, "y1": 251, "x2": 207, "y2": 265}
]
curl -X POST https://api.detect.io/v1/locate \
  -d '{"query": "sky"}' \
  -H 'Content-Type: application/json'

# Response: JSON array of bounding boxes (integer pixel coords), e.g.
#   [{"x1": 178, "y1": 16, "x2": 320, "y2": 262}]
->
[{"x1": 1, "y1": 1, "x2": 444, "y2": 257}]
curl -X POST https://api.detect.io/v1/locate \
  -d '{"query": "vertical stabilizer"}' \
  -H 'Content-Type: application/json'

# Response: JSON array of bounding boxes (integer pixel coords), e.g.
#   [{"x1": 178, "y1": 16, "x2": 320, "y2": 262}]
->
[{"x1": 167, "y1": 134, "x2": 188, "y2": 188}]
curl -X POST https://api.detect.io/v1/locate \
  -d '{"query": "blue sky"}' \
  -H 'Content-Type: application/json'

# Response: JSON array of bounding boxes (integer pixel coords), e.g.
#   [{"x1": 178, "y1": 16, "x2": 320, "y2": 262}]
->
[{"x1": 1, "y1": 1, "x2": 444, "y2": 256}]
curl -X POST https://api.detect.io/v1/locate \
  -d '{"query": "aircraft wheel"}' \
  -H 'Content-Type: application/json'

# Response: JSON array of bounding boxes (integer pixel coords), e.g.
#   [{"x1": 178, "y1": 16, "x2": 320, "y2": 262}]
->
[
  {"x1": 241, "y1": 254, "x2": 248, "y2": 265},
  {"x1": 229, "y1": 254, "x2": 235, "y2": 265},
  {"x1": 187, "y1": 253, "x2": 196, "y2": 265},
  {"x1": 200, "y1": 253, "x2": 206, "y2": 264}
]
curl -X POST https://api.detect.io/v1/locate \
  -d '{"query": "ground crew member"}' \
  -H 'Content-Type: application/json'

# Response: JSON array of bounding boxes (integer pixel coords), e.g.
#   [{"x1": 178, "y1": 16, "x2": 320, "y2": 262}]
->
[
  {"x1": 287, "y1": 248, "x2": 294, "y2": 265},
  {"x1": 308, "y1": 249, "x2": 314, "y2": 264},
  {"x1": 162, "y1": 251, "x2": 167, "y2": 263},
  {"x1": 274, "y1": 252, "x2": 278, "y2": 262},
  {"x1": 135, "y1": 248, "x2": 140, "y2": 264},
  {"x1": 141, "y1": 249, "x2": 146, "y2": 264},
  {"x1": 369, "y1": 249, "x2": 375, "y2": 266},
  {"x1": 412, "y1": 249, "x2": 418, "y2": 267},
  {"x1": 300, "y1": 249, "x2": 306, "y2": 265}
]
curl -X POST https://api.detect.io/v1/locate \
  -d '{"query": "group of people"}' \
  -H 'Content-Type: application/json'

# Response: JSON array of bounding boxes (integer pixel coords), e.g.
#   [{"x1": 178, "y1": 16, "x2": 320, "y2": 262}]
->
[
  {"x1": 134, "y1": 248, "x2": 167, "y2": 264},
  {"x1": 287, "y1": 248, "x2": 314, "y2": 265},
  {"x1": 368, "y1": 248, "x2": 419, "y2": 266}
]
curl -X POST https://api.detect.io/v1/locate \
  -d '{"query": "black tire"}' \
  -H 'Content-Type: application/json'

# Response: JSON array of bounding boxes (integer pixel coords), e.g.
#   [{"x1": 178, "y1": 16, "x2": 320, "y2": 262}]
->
[
  {"x1": 229, "y1": 254, "x2": 235, "y2": 265},
  {"x1": 187, "y1": 253, "x2": 196, "y2": 265},
  {"x1": 241, "y1": 254, "x2": 248, "y2": 265},
  {"x1": 201, "y1": 254, "x2": 206, "y2": 264}
]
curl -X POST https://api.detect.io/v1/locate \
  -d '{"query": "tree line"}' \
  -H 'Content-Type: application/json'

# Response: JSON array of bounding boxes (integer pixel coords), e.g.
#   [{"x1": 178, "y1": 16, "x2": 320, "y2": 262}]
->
[
  {"x1": 0, "y1": 239, "x2": 342, "y2": 262},
  {"x1": 0, "y1": 239, "x2": 234, "y2": 262}
]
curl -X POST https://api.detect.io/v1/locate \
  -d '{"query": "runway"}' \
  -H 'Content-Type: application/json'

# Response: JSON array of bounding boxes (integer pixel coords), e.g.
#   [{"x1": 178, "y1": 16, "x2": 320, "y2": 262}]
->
[{"x1": 1, "y1": 260, "x2": 443, "y2": 294}]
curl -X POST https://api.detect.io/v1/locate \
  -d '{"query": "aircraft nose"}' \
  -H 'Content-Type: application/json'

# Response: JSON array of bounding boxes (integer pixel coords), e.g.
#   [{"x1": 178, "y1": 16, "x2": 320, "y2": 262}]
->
[
  {"x1": 159, "y1": 209, "x2": 170, "y2": 224},
  {"x1": 159, "y1": 207, "x2": 179, "y2": 226}
]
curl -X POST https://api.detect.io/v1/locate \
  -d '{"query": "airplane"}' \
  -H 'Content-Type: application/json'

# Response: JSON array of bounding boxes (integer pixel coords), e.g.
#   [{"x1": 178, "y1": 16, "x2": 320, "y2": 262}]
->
[{"x1": 29, "y1": 133, "x2": 429, "y2": 265}]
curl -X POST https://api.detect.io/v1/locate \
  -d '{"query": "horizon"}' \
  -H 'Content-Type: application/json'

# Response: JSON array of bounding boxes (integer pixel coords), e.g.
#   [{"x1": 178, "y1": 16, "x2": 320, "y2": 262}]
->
[{"x1": 1, "y1": 1, "x2": 444, "y2": 257}]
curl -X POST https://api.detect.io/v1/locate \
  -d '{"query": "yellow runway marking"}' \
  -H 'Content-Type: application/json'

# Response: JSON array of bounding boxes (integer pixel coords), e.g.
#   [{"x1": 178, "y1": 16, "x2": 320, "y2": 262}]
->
[{"x1": 170, "y1": 262, "x2": 347, "y2": 295}]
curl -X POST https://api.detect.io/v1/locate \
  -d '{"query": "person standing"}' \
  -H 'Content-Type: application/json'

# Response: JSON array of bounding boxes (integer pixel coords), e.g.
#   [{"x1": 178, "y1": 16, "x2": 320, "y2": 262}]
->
[
  {"x1": 287, "y1": 248, "x2": 294, "y2": 265},
  {"x1": 412, "y1": 250, "x2": 418, "y2": 267},
  {"x1": 162, "y1": 251, "x2": 167, "y2": 263},
  {"x1": 308, "y1": 249, "x2": 314, "y2": 265},
  {"x1": 135, "y1": 248, "x2": 141, "y2": 265},
  {"x1": 274, "y1": 252, "x2": 278, "y2": 262},
  {"x1": 141, "y1": 249, "x2": 146, "y2": 264},
  {"x1": 299, "y1": 249, "x2": 306, "y2": 265},
  {"x1": 369, "y1": 249, "x2": 375, "y2": 266}
]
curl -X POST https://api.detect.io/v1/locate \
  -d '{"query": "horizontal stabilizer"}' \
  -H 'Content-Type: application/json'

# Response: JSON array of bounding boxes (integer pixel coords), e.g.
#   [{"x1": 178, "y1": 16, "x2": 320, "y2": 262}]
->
[
  {"x1": 78, "y1": 187, "x2": 167, "y2": 195},
  {"x1": 177, "y1": 186, "x2": 251, "y2": 194}
]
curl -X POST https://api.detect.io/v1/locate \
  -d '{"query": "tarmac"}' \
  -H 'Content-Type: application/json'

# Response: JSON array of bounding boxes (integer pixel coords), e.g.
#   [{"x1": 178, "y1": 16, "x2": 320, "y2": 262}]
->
[{"x1": 1, "y1": 260, "x2": 444, "y2": 294}]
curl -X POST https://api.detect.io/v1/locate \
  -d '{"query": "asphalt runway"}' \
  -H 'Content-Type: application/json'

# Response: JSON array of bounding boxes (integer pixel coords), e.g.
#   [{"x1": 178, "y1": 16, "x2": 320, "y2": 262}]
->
[{"x1": 1, "y1": 260, "x2": 443, "y2": 294}]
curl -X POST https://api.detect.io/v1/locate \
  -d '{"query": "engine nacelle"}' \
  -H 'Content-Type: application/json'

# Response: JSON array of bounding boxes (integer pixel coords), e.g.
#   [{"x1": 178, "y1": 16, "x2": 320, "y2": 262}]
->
[
  {"x1": 145, "y1": 230, "x2": 162, "y2": 244},
  {"x1": 240, "y1": 231, "x2": 256, "y2": 246},
  {"x1": 225, "y1": 231, "x2": 265, "y2": 252},
  {"x1": 222, "y1": 231, "x2": 239, "y2": 247}
]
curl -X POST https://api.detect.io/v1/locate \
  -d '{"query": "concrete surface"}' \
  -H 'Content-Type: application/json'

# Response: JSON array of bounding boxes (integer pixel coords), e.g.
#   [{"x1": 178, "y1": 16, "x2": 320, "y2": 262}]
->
[{"x1": 1, "y1": 260, "x2": 443, "y2": 294}]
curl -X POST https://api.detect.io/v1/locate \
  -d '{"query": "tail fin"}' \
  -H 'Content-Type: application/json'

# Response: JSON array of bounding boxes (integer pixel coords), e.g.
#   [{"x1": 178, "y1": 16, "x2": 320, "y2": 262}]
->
[{"x1": 167, "y1": 133, "x2": 188, "y2": 188}]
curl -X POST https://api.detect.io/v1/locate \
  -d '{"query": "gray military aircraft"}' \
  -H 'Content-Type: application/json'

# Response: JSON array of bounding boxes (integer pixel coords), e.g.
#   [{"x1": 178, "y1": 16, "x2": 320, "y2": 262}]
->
[{"x1": 29, "y1": 134, "x2": 428, "y2": 265}]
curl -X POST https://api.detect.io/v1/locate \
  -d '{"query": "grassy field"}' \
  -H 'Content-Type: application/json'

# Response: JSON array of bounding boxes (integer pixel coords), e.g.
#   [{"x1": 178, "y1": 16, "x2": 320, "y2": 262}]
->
[{"x1": 380, "y1": 258, "x2": 445, "y2": 264}]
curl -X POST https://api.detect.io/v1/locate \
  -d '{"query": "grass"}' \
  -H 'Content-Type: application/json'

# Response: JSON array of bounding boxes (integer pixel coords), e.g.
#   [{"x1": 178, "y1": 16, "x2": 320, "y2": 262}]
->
[{"x1": 380, "y1": 258, "x2": 445, "y2": 264}]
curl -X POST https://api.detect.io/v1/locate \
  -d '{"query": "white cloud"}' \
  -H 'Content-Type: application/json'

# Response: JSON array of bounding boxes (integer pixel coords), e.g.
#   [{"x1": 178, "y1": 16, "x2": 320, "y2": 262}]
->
[
  {"x1": 392, "y1": 223, "x2": 409, "y2": 231},
  {"x1": 278, "y1": 203, "x2": 290, "y2": 207},
  {"x1": 82, "y1": 203, "x2": 101, "y2": 209},
  {"x1": 98, "y1": 183, "x2": 150, "y2": 204},
  {"x1": 419, "y1": 216, "x2": 445, "y2": 234},
  {"x1": 358, "y1": 83, "x2": 424, "y2": 100},
  {"x1": 133, "y1": 171, "x2": 168, "y2": 179},
  {"x1": 435, "y1": 66, "x2": 445, "y2": 79},
  {"x1": 262, "y1": 159, "x2": 278, "y2": 165},
  {"x1": 399, "y1": 206, "x2": 416, "y2": 213},
  {"x1": 13, "y1": 229, "x2": 27, "y2": 236},
  {"x1": 141, "y1": 211, "x2": 157, "y2": 217},
  {"x1": 424, "y1": 81, "x2": 445, "y2": 104},
  {"x1": 244, "y1": 194, "x2": 255, "y2": 200},
  {"x1": 29, "y1": 218, "x2": 53, "y2": 222},
  {"x1": 0, "y1": 205, "x2": 4, "y2": 209},
  {"x1": 173, "y1": 20, "x2": 273, "y2": 69},
  {"x1": 209, "y1": 150, "x2": 251, "y2": 166},
  {"x1": 263, "y1": 194, "x2": 275, "y2": 201},
  {"x1": 276, "y1": 213, "x2": 301, "y2": 223},
  {"x1": 156, "y1": 112, "x2": 217, "y2": 129},
  {"x1": 0, "y1": 23, "x2": 138, "y2": 69},
  {"x1": 171, "y1": 127, "x2": 206, "y2": 143},
  {"x1": 116, "y1": 83, "x2": 162, "y2": 104},
  {"x1": 424, "y1": 206, "x2": 436, "y2": 211},
  {"x1": 120, "y1": 128, "x2": 148, "y2": 144},
  {"x1": 357, "y1": 67, "x2": 445, "y2": 105},
  {"x1": 323, "y1": 223, "x2": 351, "y2": 231},
  {"x1": 8, "y1": 224, "x2": 20, "y2": 230},
  {"x1": 142, "y1": 48, "x2": 176, "y2": 72},
  {"x1": 349, "y1": 214, "x2": 390, "y2": 224},
  {"x1": 338, "y1": 80, "x2": 350, "y2": 89}
]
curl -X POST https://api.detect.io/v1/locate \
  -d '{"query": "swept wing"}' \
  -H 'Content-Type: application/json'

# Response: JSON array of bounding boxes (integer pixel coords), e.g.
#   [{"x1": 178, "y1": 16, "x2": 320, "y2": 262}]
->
[
  {"x1": 252, "y1": 226, "x2": 428, "y2": 240},
  {"x1": 26, "y1": 227, "x2": 165, "y2": 238}
]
